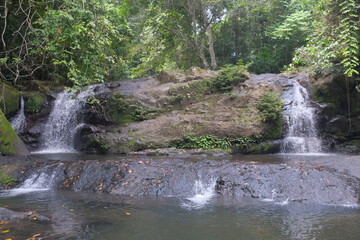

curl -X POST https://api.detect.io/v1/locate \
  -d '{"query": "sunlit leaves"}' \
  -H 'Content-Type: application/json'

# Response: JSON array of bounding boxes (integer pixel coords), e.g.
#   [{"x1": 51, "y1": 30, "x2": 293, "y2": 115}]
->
[
  {"x1": 289, "y1": 0, "x2": 359, "y2": 78},
  {"x1": 32, "y1": 0, "x2": 131, "y2": 86}
]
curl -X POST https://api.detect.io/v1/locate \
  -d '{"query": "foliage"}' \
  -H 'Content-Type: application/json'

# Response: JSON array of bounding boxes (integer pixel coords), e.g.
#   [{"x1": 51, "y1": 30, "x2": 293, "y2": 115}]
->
[
  {"x1": 172, "y1": 133, "x2": 262, "y2": 150},
  {"x1": 33, "y1": 0, "x2": 131, "y2": 86},
  {"x1": 168, "y1": 78, "x2": 214, "y2": 105},
  {"x1": 0, "y1": 0, "x2": 131, "y2": 87},
  {"x1": 256, "y1": 92, "x2": 283, "y2": 122},
  {"x1": 288, "y1": 0, "x2": 359, "y2": 78},
  {"x1": 213, "y1": 61, "x2": 250, "y2": 92},
  {"x1": 168, "y1": 61, "x2": 249, "y2": 106},
  {"x1": 25, "y1": 94, "x2": 46, "y2": 114}
]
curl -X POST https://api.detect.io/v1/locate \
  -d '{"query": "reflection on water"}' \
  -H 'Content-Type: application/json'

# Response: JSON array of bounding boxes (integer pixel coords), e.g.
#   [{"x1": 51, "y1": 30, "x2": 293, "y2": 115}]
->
[{"x1": 1, "y1": 190, "x2": 360, "y2": 240}]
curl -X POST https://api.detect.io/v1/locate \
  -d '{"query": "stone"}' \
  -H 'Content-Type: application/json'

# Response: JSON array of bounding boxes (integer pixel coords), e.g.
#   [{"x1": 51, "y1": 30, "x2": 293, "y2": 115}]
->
[{"x1": 0, "y1": 110, "x2": 30, "y2": 156}]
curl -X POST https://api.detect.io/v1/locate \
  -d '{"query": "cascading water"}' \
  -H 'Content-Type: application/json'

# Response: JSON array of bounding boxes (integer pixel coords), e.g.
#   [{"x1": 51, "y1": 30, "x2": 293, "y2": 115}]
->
[
  {"x1": 1, "y1": 164, "x2": 64, "y2": 197},
  {"x1": 281, "y1": 80, "x2": 322, "y2": 153},
  {"x1": 10, "y1": 96, "x2": 26, "y2": 133},
  {"x1": 182, "y1": 178, "x2": 216, "y2": 209},
  {"x1": 36, "y1": 87, "x2": 94, "y2": 153}
]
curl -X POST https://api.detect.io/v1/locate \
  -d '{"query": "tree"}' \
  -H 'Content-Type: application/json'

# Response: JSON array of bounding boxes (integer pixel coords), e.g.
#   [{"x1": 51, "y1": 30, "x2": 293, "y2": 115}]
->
[
  {"x1": 0, "y1": 0, "x2": 131, "y2": 87},
  {"x1": 130, "y1": 0, "x2": 226, "y2": 76},
  {"x1": 289, "y1": 0, "x2": 359, "y2": 78}
]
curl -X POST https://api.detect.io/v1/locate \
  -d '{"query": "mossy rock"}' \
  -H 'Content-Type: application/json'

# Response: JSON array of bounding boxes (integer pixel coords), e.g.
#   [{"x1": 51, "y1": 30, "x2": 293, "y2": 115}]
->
[
  {"x1": 98, "y1": 93, "x2": 156, "y2": 126},
  {"x1": 23, "y1": 92, "x2": 47, "y2": 114},
  {"x1": 0, "y1": 110, "x2": 29, "y2": 156},
  {"x1": 0, "y1": 81, "x2": 20, "y2": 116},
  {"x1": 312, "y1": 74, "x2": 360, "y2": 117},
  {"x1": 0, "y1": 167, "x2": 16, "y2": 186},
  {"x1": 236, "y1": 141, "x2": 281, "y2": 154}
]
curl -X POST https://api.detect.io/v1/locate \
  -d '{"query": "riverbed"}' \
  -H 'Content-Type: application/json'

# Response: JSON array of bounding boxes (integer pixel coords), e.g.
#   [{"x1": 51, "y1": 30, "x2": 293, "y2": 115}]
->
[{"x1": 1, "y1": 153, "x2": 360, "y2": 239}]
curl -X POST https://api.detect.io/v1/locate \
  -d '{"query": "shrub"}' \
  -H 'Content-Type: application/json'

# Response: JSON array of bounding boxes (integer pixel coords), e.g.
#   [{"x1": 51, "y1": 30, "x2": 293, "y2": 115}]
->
[
  {"x1": 212, "y1": 61, "x2": 250, "y2": 92},
  {"x1": 172, "y1": 134, "x2": 262, "y2": 150},
  {"x1": 256, "y1": 92, "x2": 283, "y2": 122}
]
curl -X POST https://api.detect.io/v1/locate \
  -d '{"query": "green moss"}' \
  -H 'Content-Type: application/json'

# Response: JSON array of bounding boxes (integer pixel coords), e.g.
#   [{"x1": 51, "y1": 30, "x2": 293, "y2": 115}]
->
[
  {"x1": 0, "y1": 81, "x2": 20, "y2": 116},
  {"x1": 104, "y1": 93, "x2": 156, "y2": 125},
  {"x1": 87, "y1": 93, "x2": 156, "y2": 126},
  {"x1": 168, "y1": 78, "x2": 214, "y2": 105},
  {"x1": 255, "y1": 92, "x2": 283, "y2": 139},
  {"x1": 24, "y1": 93, "x2": 47, "y2": 114},
  {"x1": 0, "y1": 109, "x2": 18, "y2": 155},
  {"x1": 167, "y1": 62, "x2": 249, "y2": 107},
  {"x1": 0, "y1": 168, "x2": 15, "y2": 185},
  {"x1": 234, "y1": 141, "x2": 280, "y2": 154}
]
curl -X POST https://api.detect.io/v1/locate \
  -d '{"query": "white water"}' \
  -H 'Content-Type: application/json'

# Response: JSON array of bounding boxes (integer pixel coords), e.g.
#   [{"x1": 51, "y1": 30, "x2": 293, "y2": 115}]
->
[
  {"x1": 35, "y1": 87, "x2": 94, "y2": 153},
  {"x1": 10, "y1": 96, "x2": 26, "y2": 133},
  {"x1": 282, "y1": 81, "x2": 322, "y2": 153},
  {"x1": 182, "y1": 178, "x2": 216, "y2": 209},
  {"x1": 2, "y1": 164, "x2": 64, "y2": 197}
]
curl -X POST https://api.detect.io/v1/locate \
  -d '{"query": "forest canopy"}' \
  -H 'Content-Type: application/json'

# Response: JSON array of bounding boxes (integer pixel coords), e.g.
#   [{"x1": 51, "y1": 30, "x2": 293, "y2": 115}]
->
[{"x1": 0, "y1": 0, "x2": 359, "y2": 87}]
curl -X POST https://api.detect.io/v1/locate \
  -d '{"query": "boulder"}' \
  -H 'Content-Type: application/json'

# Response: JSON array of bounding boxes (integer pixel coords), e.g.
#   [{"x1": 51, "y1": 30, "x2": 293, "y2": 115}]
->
[
  {"x1": 79, "y1": 74, "x2": 287, "y2": 154},
  {"x1": 0, "y1": 207, "x2": 50, "y2": 222},
  {"x1": 0, "y1": 110, "x2": 30, "y2": 156},
  {"x1": 0, "y1": 81, "x2": 20, "y2": 117}
]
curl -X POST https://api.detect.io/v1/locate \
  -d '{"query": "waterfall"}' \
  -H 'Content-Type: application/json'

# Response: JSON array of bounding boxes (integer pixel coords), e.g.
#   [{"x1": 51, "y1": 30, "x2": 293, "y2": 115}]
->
[
  {"x1": 36, "y1": 87, "x2": 94, "y2": 153},
  {"x1": 10, "y1": 96, "x2": 26, "y2": 133},
  {"x1": 182, "y1": 178, "x2": 216, "y2": 209},
  {"x1": 20, "y1": 164, "x2": 64, "y2": 190},
  {"x1": 1, "y1": 164, "x2": 64, "y2": 196},
  {"x1": 281, "y1": 80, "x2": 322, "y2": 153}
]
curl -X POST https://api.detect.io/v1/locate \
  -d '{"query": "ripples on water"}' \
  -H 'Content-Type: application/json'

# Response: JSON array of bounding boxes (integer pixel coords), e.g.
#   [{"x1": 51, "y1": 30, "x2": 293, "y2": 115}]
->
[
  {"x1": 1, "y1": 189, "x2": 360, "y2": 240},
  {"x1": 2, "y1": 153, "x2": 360, "y2": 239}
]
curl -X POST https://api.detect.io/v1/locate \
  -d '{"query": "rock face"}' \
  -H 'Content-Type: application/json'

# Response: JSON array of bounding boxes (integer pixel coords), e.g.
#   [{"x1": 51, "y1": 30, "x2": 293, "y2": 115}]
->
[
  {"x1": 310, "y1": 74, "x2": 360, "y2": 153},
  {"x1": 0, "y1": 207, "x2": 50, "y2": 222},
  {"x1": 0, "y1": 109, "x2": 30, "y2": 156},
  {"x1": 14, "y1": 69, "x2": 302, "y2": 154},
  {"x1": 76, "y1": 72, "x2": 290, "y2": 154},
  {"x1": 0, "y1": 81, "x2": 20, "y2": 117},
  {"x1": 12, "y1": 158, "x2": 360, "y2": 205}
]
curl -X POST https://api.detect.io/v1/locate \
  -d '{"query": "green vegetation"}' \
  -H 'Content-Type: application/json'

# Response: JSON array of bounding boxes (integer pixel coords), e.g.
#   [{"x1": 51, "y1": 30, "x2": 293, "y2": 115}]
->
[
  {"x1": 24, "y1": 93, "x2": 47, "y2": 114},
  {"x1": 0, "y1": 110, "x2": 18, "y2": 155},
  {"x1": 0, "y1": 168, "x2": 15, "y2": 185},
  {"x1": 256, "y1": 92, "x2": 284, "y2": 139},
  {"x1": 172, "y1": 133, "x2": 262, "y2": 151},
  {"x1": 0, "y1": 0, "x2": 357, "y2": 87},
  {"x1": 0, "y1": 81, "x2": 20, "y2": 116},
  {"x1": 88, "y1": 93, "x2": 156, "y2": 125},
  {"x1": 212, "y1": 62, "x2": 250, "y2": 92},
  {"x1": 256, "y1": 92, "x2": 283, "y2": 122},
  {"x1": 168, "y1": 62, "x2": 249, "y2": 105}
]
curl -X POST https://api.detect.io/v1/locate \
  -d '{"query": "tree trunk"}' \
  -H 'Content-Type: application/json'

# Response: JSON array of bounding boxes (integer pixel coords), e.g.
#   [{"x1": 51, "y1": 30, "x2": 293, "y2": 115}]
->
[{"x1": 206, "y1": 25, "x2": 217, "y2": 69}]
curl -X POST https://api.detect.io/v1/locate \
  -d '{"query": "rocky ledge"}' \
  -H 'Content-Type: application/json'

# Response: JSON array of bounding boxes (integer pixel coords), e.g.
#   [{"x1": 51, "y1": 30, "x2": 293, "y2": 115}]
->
[{"x1": 4, "y1": 156, "x2": 359, "y2": 206}]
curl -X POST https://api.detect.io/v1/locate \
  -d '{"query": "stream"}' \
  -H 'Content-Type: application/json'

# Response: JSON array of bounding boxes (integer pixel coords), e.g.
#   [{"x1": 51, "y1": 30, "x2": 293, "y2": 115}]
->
[{"x1": 1, "y1": 153, "x2": 360, "y2": 239}]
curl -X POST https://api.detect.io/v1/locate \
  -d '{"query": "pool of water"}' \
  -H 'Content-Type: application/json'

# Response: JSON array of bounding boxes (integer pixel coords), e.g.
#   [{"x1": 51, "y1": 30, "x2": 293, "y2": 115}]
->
[
  {"x1": 1, "y1": 189, "x2": 360, "y2": 240},
  {"x1": 2, "y1": 153, "x2": 360, "y2": 239}
]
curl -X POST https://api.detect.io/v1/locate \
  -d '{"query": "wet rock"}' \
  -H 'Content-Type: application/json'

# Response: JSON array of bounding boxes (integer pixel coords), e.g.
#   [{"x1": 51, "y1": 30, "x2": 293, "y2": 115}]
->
[
  {"x1": 13, "y1": 158, "x2": 360, "y2": 205},
  {"x1": 0, "y1": 110, "x2": 30, "y2": 156},
  {"x1": 0, "y1": 207, "x2": 50, "y2": 222},
  {"x1": 0, "y1": 81, "x2": 20, "y2": 117}
]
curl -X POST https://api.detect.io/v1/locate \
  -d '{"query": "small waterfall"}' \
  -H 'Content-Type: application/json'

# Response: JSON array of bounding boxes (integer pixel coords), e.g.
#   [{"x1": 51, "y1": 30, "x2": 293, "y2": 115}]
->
[
  {"x1": 281, "y1": 80, "x2": 322, "y2": 153},
  {"x1": 20, "y1": 164, "x2": 64, "y2": 190},
  {"x1": 36, "y1": 87, "x2": 94, "y2": 153},
  {"x1": 10, "y1": 96, "x2": 26, "y2": 133},
  {"x1": 182, "y1": 178, "x2": 216, "y2": 209},
  {"x1": 1, "y1": 164, "x2": 64, "y2": 196}
]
